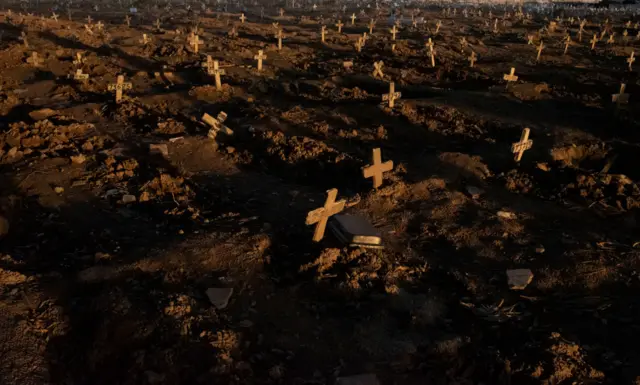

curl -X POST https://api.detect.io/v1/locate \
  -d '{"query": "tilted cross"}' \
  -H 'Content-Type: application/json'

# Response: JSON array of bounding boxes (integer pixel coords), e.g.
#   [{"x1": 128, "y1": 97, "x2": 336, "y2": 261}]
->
[
  {"x1": 435, "y1": 20, "x2": 442, "y2": 34},
  {"x1": 612, "y1": 83, "x2": 629, "y2": 108},
  {"x1": 468, "y1": 51, "x2": 477, "y2": 68},
  {"x1": 84, "y1": 24, "x2": 93, "y2": 35},
  {"x1": 511, "y1": 128, "x2": 532, "y2": 162},
  {"x1": 202, "y1": 112, "x2": 233, "y2": 139},
  {"x1": 628, "y1": 51, "x2": 636, "y2": 71},
  {"x1": 590, "y1": 34, "x2": 598, "y2": 50},
  {"x1": 51, "y1": 12, "x2": 59, "y2": 22},
  {"x1": 382, "y1": 82, "x2": 401, "y2": 108},
  {"x1": 460, "y1": 36, "x2": 468, "y2": 49},
  {"x1": 527, "y1": 34, "x2": 534, "y2": 45},
  {"x1": 564, "y1": 36, "x2": 571, "y2": 55},
  {"x1": 372, "y1": 60, "x2": 384, "y2": 78},
  {"x1": 536, "y1": 41, "x2": 544, "y2": 61},
  {"x1": 503, "y1": 67, "x2": 518, "y2": 85},
  {"x1": 427, "y1": 40, "x2": 436, "y2": 67},
  {"x1": 336, "y1": 20, "x2": 343, "y2": 33},
  {"x1": 254, "y1": 50, "x2": 267, "y2": 71},
  {"x1": 305, "y1": 188, "x2": 346, "y2": 242},
  {"x1": 26, "y1": 52, "x2": 43, "y2": 67},
  {"x1": 108, "y1": 75, "x2": 132, "y2": 103},
  {"x1": 363, "y1": 148, "x2": 393, "y2": 189},
  {"x1": 607, "y1": 33, "x2": 615, "y2": 44},
  {"x1": 355, "y1": 36, "x2": 364, "y2": 52},
  {"x1": 390, "y1": 25, "x2": 397, "y2": 40},
  {"x1": 189, "y1": 34, "x2": 204, "y2": 53}
]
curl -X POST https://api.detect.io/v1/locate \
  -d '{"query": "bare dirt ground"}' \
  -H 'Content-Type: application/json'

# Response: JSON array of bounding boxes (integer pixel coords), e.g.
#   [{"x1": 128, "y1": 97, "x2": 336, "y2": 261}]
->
[{"x1": 1, "y1": 1, "x2": 640, "y2": 384}]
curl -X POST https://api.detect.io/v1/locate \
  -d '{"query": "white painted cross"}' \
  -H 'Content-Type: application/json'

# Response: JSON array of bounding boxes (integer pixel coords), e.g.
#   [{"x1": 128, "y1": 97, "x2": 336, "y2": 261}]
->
[
  {"x1": 305, "y1": 188, "x2": 346, "y2": 242},
  {"x1": 203, "y1": 112, "x2": 233, "y2": 139},
  {"x1": 108, "y1": 75, "x2": 132, "y2": 103},
  {"x1": 382, "y1": 82, "x2": 401, "y2": 108},
  {"x1": 372, "y1": 61, "x2": 384, "y2": 78},
  {"x1": 511, "y1": 128, "x2": 532, "y2": 162},
  {"x1": 254, "y1": 49, "x2": 267, "y2": 71},
  {"x1": 363, "y1": 148, "x2": 393, "y2": 188}
]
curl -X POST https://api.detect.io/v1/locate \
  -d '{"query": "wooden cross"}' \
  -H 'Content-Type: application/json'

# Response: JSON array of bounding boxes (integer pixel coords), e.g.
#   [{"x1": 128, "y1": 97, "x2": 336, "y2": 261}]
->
[
  {"x1": 108, "y1": 75, "x2": 132, "y2": 103},
  {"x1": 503, "y1": 67, "x2": 518, "y2": 86},
  {"x1": 527, "y1": 34, "x2": 534, "y2": 45},
  {"x1": 590, "y1": 34, "x2": 598, "y2": 50},
  {"x1": 368, "y1": 19, "x2": 375, "y2": 34},
  {"x1": 210, "y1": 58, "x2": 225, "y2": 90},
  {"x1": 427, "y1": 40, "x2": 436, "y2": 67},
  {"x1": 279, "y1": 8, "x2": 284, "y2": 17},
  {"x1": 382, "y1": 82, "x2": 401, "y2": 108},
  {"x1": 363, "y1": 148, "x2": 393, "y2": 189},
  {"x1": 629, "y1": 52, "x2": 636, "y2": 71},
  {"x1": 623, "y1": 29, "x2": 629, "y2": 44},
  {"x1": 321, "y1": 25, "x2": 326, "y2": 43},
  {"x1": 536, "y1": 40, "x2": 544, "y2": 62},
  {"x1": 240, "y1": 13, "x2": 246, "y2": 23},
  {"x1": 202, "y1": 112, "x2": 233, "y2": 139},
  {"x1": 26, "y1": 52, "x2": 43, "y2": 67},
  {"x1": 228, "y1": 26, "x2": 238, "y2": 38},
  {"x1": 351, "y1": 13, "x2": 356, "y2": 25},
  {"x1": 272, "y1": 22, "x2": 280, "y2": 32},
  {"x1": 637, "y1": 31, "x2": 640, "y2": 41},
  {"x1": 305, "y1": 188, "x2": 346, "y2": 242},
  {"x1": 612, "y1": 83, "x2": 629, "y2": 108},
  {"x1": 125, "y1": 15, "x2": 131, "y2": 27},
  {"x1": 564, "y1": 36, "x2": 571, "y2": 55},
  {"x1": 460, "y1": 36, "x2": 468, "y2": 49},
  {"x1": 73, "y1": 52, "x2": 84, "y2": 65},
  {"x1": 51, "y1": 12, "x2": 58, "y2": 22},
  {"x1": 493, "y1": 18, "x2": 498, "y2": 33},
  {"x1": 86, "y1": 15, "x2": 92, "y2": 24},
  {"x1": 20, "y1": 32, "x2": 29, "y2": 48},
  {"x1": 468, "y1": 51, "x2": 477, "y2": 68},
  {"x1": 189, "y1": 34, "x2": 204, "y2": 53},
  {"x1": 96, "y1": 21, "x2": 104, "y2": 31},
  {"x1": 435, "y1": 20, "x2": 442, "y2": 34},
  {"x1": 69, "y1": 68, "x2": 89, "y2": 81},
  {"x1": 336, "y1": 20, "x2": 343, "y2": 33},
  {"x1": 355, "y1": 37, "x2": 364, "y2": 52},
  {"x1": 254, "y1": 50, "x2": 267, "y2": 71},
  {"x1": 511, "y1": 128, "x2": 532, "y2": 162},
  {"x1": 84, "y1": 24, "x2": 93, "y2": 35},
  {"x1": 390, "y1": 25, "x2": 397, "y2": 40},
  {"x1": 425, "y1": 37, "x2": 434, "y2": 51},
  {"x1": 607, "y1": 33, "x2": 615, "y2": 44},
  {"x1": 155, "y1": 18, "x2": 161, "y2": 30},
  {"x1": 372, "y1": 61, "x2": 384, "y2": 78},
  {"x1": 626, "y1": 20, "x2": 632, "y2": 28},
  {"x1": 140, "y1": 33, "x2": 149, "y2": 45},
  {"x1": 276, "y1": 29, "x2": 283, "y2": 50}
]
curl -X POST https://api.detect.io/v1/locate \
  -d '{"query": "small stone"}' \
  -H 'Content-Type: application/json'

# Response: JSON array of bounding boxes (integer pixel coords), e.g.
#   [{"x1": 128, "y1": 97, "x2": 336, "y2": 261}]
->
[
  {"x1": 71, "y1": 154, "x2": 86, "y2": 164},
  {"x1": 497, "y1": 210, "x2": 516, "y2": 219},
  {"x1": 28, "y1": 108, "x2": 58, "y2": 120},
  {"x1": 336, "y1": 373, "x2": 381, "y2": 385},
  {"x1": 226, "y1": 146, "x2": 236, "y2": 154},
  {"x1": 54, "y1": 186, "x2": 64, "y2": 194},
  {"x1": 206, "y1": 287, "x2": 234, "y2": 309},
  {"x1": 466, "y1": 185, "x2": 484, "y2": 199},
  {"x1": 149, "y1": 143, "x2": 169, "y2": 157},
  {"x1": 122, "y1": 194, "x2": 136, "y2": 204},
  {"x1": 506, "y1": 269, "x2": 534, "y2": 290},
  {"x1": 0, "y1": 215, "x2": 9, "y2": 238}
]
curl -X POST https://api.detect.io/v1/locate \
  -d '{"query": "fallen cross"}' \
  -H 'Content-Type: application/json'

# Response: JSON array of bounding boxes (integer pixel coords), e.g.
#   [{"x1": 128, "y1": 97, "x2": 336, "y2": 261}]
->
[
  {"x1": 108, "y1": 75, "x2": 132, "y2": 103},
  {"x1": 26, "y1": 52, "x2": 43, "y2": 67},
  {"x1": 202, "y1": 112, "x2": 233, "y2": 139},
  {"x1": 305, "y1": 188, "x2": 346, "y2": 242},
  {"x1": 382, "y1": 81, "x2": 401, "y2": 108},
  {"x1": 68, "y1": 68, "x2": 89, "y2": 81},
  {"x1": 511, "y1": 127, "x2": 532, "y2": 162},
  {"x1": 363, "y1": 148, "x2": 393, "y2": 188},
  {"x1": 254, "y1": 50, "x2": 267, "y2": 71},
  {"x1": 372, "y1": 60, "x2": 384, "y2": 78}
]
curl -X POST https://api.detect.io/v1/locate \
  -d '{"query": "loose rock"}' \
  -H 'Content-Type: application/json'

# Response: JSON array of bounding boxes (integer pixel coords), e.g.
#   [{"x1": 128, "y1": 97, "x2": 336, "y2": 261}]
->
[
  {"x1": 206, "y1": 287, "x2": 234, "y2": 309},
  {"x1": 507, "y1": 269, "x2": 534, "y2": 290}
]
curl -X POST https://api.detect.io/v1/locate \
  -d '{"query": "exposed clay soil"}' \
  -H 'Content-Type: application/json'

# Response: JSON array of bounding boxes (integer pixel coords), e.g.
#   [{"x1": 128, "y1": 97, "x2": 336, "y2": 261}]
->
[{"x1": 1, "y1": 2, "x2": 640, "y2": 385}]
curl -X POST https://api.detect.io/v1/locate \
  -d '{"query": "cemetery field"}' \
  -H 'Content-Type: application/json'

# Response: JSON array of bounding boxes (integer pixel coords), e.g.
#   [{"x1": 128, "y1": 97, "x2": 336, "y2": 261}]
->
[{"x1": 1, "y1": 3, "x2": 640, "y2": 385}]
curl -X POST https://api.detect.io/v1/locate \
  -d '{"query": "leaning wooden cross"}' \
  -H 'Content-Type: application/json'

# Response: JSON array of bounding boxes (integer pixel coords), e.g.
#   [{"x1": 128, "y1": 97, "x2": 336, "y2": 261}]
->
[
  {"x1": 108, "y1": 75, "x2": 132, "y2": 103},
  {"x1": 305, "y1": 188, "x2": 346, "y2": 242},
  {"x1": 254, "y1": 50, "x2": 267, "y2": 71},
  {"x1": 590, "y1": 34, "x2": 598, "y2": 50},
  {"x1": 612, "y1": 83, "x2": 629, "y2": 109},
  {"x1": 372, "y1": 61, "x2": 384, "y2": 78},
  {"x1": 202, "y1": 112, "x2": 233, "y2": 139},
  {"x1": 369, "y1": 19, "x2": 375, "y2": 34},
  {"x1": 363, "y1": 148, "x2": 393, "y2": 188},
  {"x1": 536, "y1": 41, "x2": 544, "y2": 61},
  {"x1": 627, "y1": 51, "x2": 635, "y2": 71},
  {"x1": 321, "y1": 25, "x2": 327, "y2": 43},
  {"x1": 503, "y1": 67, "x2": 518, "y2": 87},
  {"x1": 511, "y1": 128, "x2": 532, "y2": 162},
  {"x1": 382, "y1": 82, "x2": 401, "y2": 108}
]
